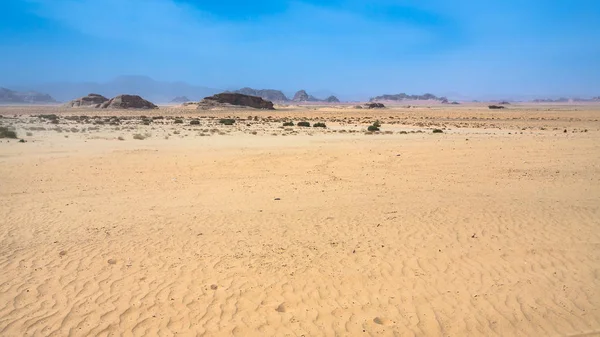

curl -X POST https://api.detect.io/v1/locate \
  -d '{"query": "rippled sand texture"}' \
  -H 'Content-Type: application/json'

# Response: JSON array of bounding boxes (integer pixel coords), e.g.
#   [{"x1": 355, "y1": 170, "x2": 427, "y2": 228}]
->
[{"x1": 1, "y1": 108, "x2": 600, "y2": 336}]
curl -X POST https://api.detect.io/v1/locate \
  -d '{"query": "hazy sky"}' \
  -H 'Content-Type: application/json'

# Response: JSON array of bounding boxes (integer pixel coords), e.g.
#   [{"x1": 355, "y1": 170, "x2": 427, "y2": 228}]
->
[{"x1": 1, "y1": 0, "x2": 599, "y2": 98}]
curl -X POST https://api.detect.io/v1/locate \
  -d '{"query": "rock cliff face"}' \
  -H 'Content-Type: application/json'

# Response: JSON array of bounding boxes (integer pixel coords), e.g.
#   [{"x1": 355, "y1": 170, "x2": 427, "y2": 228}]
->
[
  {"x1": 200, "y1": 93, "x2": 274, "y2": 109},
  {"x1": 233, "y1": 88, "x2": 289, "y2": 102},
  {"x1": 64, "y1": 93, "x2": 109, "y2": 108},
  {"x1": 99, "y1": 95, "x2": 158, "y2": 109}
]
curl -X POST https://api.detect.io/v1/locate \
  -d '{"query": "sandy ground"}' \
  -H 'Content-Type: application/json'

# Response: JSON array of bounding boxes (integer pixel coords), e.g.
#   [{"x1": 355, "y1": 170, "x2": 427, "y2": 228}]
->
[{"x1": 1, "y1": 105, "x2": 599, "y2": 336}]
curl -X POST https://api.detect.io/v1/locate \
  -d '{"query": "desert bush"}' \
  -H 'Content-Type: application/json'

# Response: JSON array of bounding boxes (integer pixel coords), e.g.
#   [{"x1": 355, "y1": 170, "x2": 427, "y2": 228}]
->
[
  {"x1": 0, "y1": 127, "x2": 17, "y2": 139},
  {"x1": 313, "y1": 122, "x2": 327, "y2": 128},
  {"x1": 117, "y1": 136, "x2": 125, "y2": 141},
  {"x1": 219, "y1": 119, "x2": 236, "y2": 125},
  {"x1": 133, "y1": 133, "x2": 146, "y2": 140},
  {"x1": 26, "y1": 132, "x2": 33, "y2": 136},
  {"x1": 432, "y1": 129, "x2": 444, "y2": 133},
  {"x1": 488, "y1": 105, "x2": 505, "y2": 109},
  {"x1": 190, "y1": 119, "x2": 200, "y2": 125},
  {"x1": 38, "y1": 114, "x2": 58, "y2": 121},
  {"x1": 367, "y1": 125, "x2": 380, "y2": 132},
  {"x1": 174, "y1": 119, "x2": 184, "y2": 124},
  {"x1": 297, "y1": 121, "x2": 311, "y2": 127},
  {"x1": 372, "y1": 120, "x2": 381, "y2": 128},
  {"x1": 283, "y1": 121, "x2": 294, "y2": 126}
]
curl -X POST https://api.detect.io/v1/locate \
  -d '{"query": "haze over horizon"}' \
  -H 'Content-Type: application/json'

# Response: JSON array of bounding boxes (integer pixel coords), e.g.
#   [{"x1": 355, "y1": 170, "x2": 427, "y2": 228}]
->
[{"x1": 1, "y1": 0, "x2": 599, "y2": 100}]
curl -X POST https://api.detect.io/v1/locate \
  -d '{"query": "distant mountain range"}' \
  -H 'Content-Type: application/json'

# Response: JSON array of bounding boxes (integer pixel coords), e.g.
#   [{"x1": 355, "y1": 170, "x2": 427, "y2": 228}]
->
[
  {"x1": 532, "y1": 97, "x2": 600, "y2": 103},
  {"x1": 231, "y1": 88, "x2": 340, "y2": 103},
  {"x1": 0, "y1": 87, "x2": 57, "y2": 104},
  {"x1": 232, "y1": 88, "x2": 289, "y2": 102},
  {"x1": 370, "y1": 93, "x2": 448, "y2": 102},
  {"x1": 7, "y1": 76, "x2": 221, "y2": 103},
  {"x1": 3, "y1": 76, "x2": 597, "y2": 104}
]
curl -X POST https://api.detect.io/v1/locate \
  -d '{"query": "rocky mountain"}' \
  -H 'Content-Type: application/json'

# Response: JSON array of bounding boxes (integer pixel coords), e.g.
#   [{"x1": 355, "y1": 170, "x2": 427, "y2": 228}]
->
[
  {"x1": 233, "y1": 88, "x2": 289, "y2": 102},
  {"x1": 292, "y1": 90, "x2": 310, "y2": 102},
  {"x1": 325, "y1": 95, "x2": 340, "y2": 103},
  {"x1": 9, "y1": 76, "x2": 220, "y2": 103},
  {"x1": 0, "y1": 87, "x2": 57, "y2": 104},
  {"x1": 199, "y1": 93, "x2": 274, "y2": 110},
  {"x1": 370, "y1": 93, "x2": 447, "y2": 102},
  {"x1": 65, "y1": 93, "x2": 109, "y2": 108},
  {"x1": 100, "y1": 95, "x2": 158, "y2": 109},
  {"x1": 171, "y1": 96, "x2": 191, "y2": 103},
  {"x1": 0, "y1": 88, "x2": 23, "y2": 103},
  {"x1": 292, "y1": 90, "x2": 322, "y2": 102}
]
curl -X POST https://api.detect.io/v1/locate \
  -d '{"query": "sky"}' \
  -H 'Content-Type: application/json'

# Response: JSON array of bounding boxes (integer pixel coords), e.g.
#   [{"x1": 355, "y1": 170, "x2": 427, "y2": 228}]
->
[{"x1": 1, "y1": 0, "x2": 599, "y2": 99}]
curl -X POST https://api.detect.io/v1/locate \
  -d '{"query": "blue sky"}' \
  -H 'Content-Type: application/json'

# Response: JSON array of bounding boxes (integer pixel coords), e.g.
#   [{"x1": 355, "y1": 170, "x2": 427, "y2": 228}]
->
[{"x1": 1, "y1": 0, "x2": 599, "y2": 99}]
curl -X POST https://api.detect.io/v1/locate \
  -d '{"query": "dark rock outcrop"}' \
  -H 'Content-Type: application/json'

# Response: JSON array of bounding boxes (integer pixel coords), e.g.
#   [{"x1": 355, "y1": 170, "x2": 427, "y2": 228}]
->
[
  {"x1": 100, "y1": 95, "x2": 158, "y2": 109},
  {"x1": 325, "y1": 95, "x2": 340, "y2": 103},
  {"x1": 233, "y1": 88, "x2": 289, "y2": 102},
  {"x1": 171, "y1": 96, "x2": 191, "y2": 103},
  {"x1": 65, "y1": 93, "x2": 109, "y2": 108},
  {"x1": 200, "y1": 93, "x2": 274, "y2": 110},
  {"x1": 364, "y1": 102, "x2": 385, "y2": 109}
]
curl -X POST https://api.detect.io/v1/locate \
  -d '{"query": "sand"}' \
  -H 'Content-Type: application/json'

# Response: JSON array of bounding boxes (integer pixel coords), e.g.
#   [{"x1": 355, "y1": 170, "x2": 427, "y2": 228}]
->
[{"x1": 1, "y1": 105, "x2": 599, "y2": 336}]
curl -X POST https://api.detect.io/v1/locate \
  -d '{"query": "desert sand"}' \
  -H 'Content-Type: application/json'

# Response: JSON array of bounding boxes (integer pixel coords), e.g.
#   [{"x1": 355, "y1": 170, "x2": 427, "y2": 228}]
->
[{"x1": 1, "y1": 104, "x2": 599, "y2": 336}]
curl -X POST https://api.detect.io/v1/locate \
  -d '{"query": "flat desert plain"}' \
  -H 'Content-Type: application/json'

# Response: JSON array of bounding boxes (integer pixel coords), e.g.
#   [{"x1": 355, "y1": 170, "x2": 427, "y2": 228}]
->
[{"x1": 1, "y1": 104, "x2": 599, "y2": 336}]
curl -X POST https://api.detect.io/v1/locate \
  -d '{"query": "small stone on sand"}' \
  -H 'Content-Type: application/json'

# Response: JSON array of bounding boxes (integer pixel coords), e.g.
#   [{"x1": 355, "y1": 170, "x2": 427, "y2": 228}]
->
[{"x1": 276, "y1": 303, "x2": 287, "y2": 313}]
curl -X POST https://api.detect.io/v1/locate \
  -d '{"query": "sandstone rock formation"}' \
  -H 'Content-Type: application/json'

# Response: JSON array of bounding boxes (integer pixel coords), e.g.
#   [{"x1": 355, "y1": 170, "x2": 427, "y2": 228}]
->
[
  {"x1": 65, "y1": 93, "x2": 109, "y2": 108},
  {"x1": 199, "y1": 93, "x2": 274, "y2": 110},
  {"x1": 99, "y1": 95, "x2": 158, "y2": 109}
]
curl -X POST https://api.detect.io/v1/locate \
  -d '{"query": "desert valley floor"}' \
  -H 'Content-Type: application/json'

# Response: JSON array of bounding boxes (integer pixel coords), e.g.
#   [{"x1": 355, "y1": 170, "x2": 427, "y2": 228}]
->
[{"x1": 1, "y1": 104, "x2": 599, "y2": 336}]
